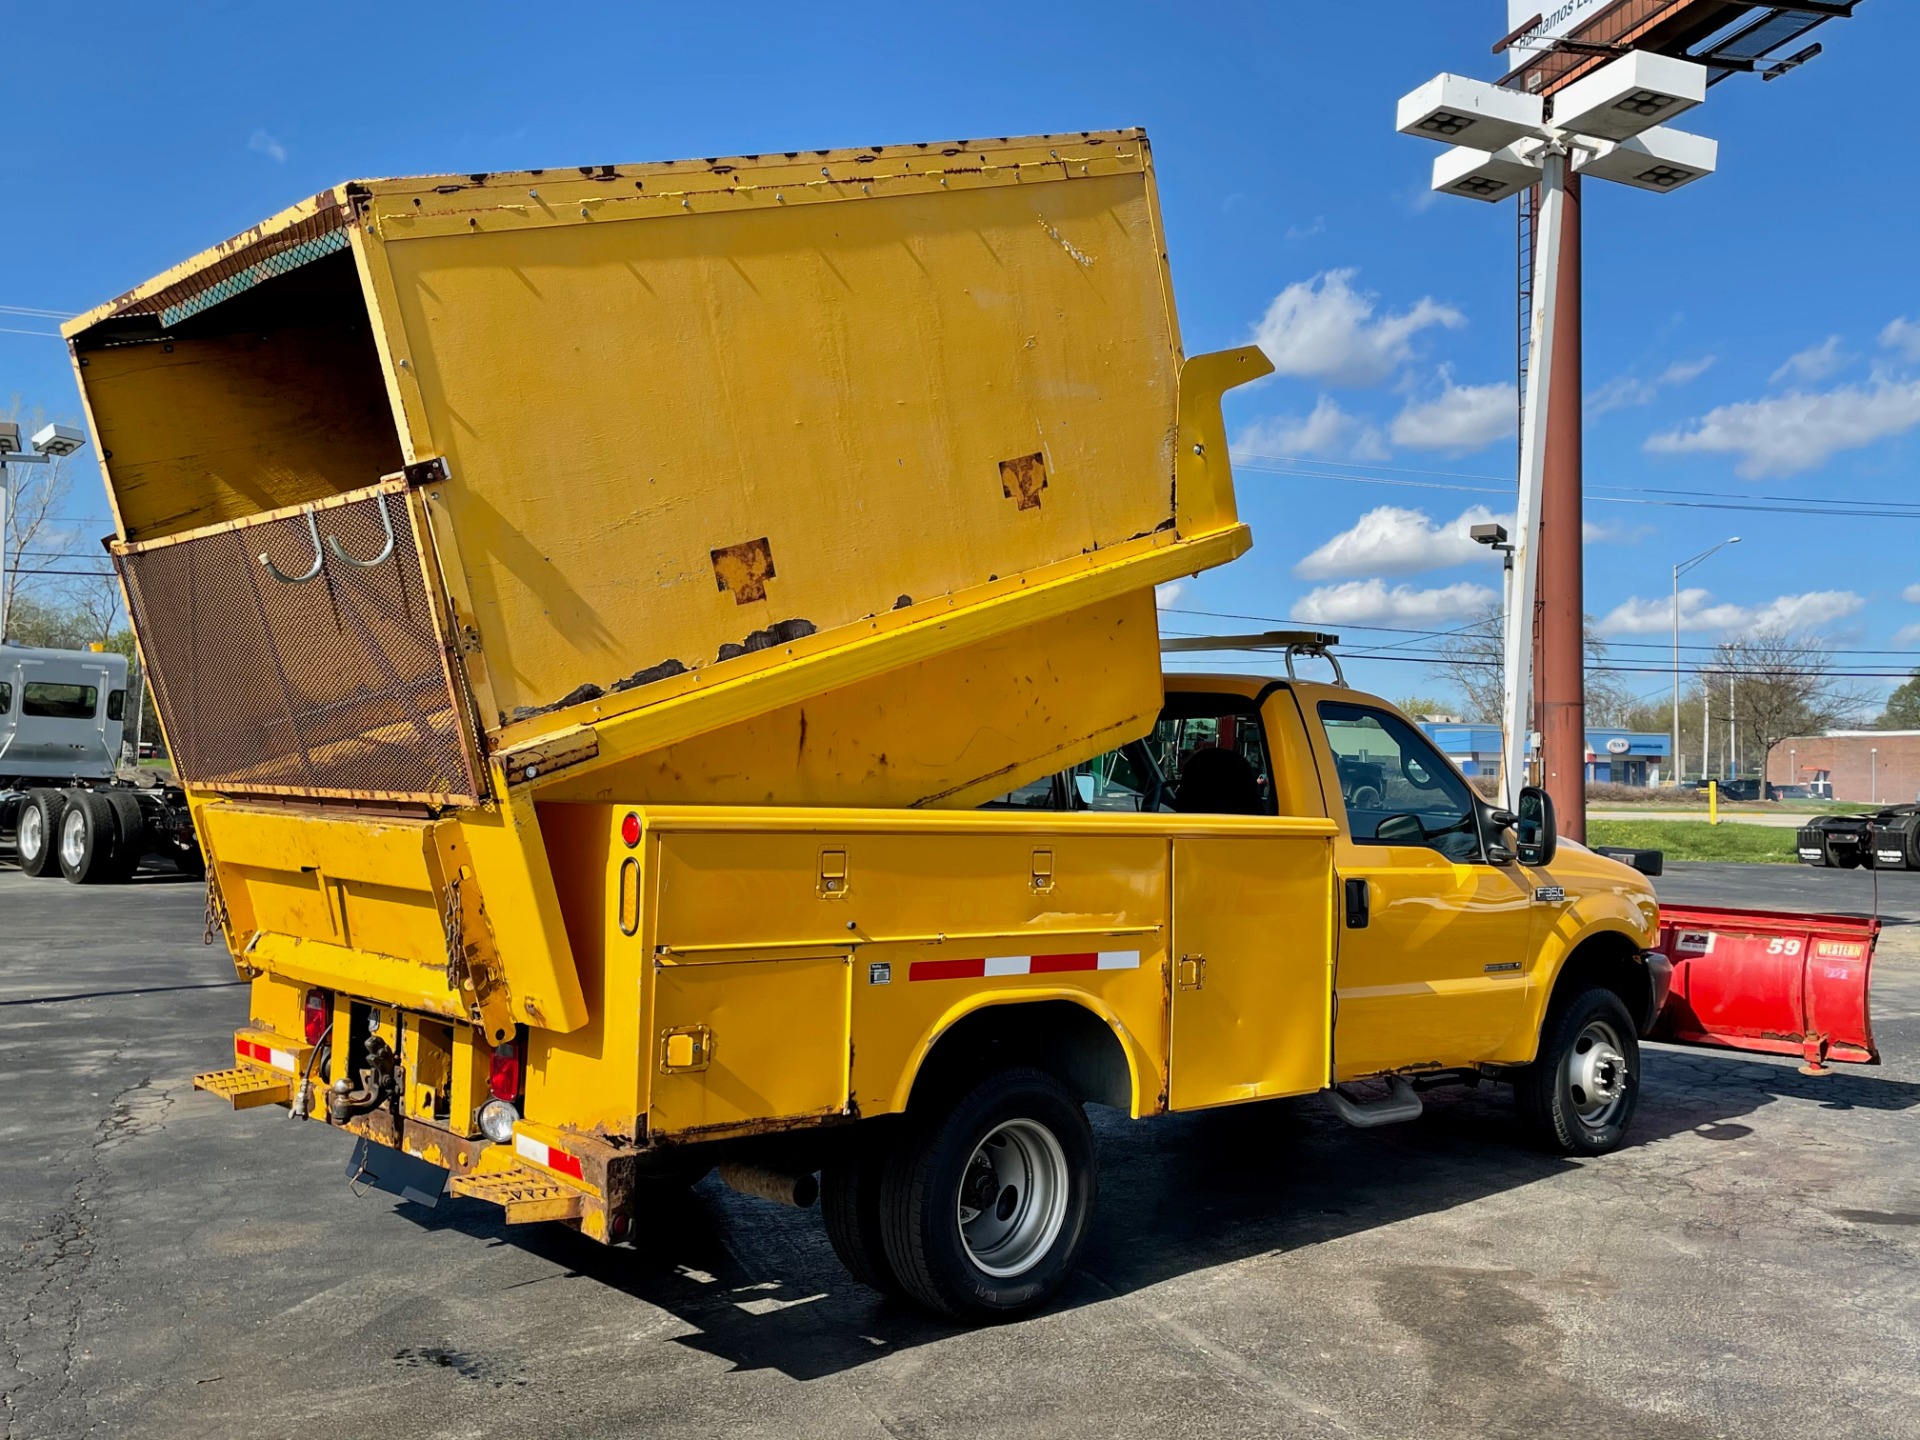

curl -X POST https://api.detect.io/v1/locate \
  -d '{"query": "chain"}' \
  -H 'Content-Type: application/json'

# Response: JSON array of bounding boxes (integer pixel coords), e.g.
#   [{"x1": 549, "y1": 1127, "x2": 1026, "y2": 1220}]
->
[
  {"x1": 442, "y1": 871, "x2": 466, "y2": 990},
  {"x1": 202, "y1": 866, "x2": 230, "y2": 947}
]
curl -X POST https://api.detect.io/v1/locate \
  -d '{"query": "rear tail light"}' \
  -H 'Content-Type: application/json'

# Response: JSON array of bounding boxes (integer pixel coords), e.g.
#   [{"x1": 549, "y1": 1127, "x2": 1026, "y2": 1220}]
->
[
  {"x1": 489, "y1": 1038, "x2": 524, "y2": 1101},
  {"x1": 303, "y1": 989, "x2": 331, "y2": 1045}
]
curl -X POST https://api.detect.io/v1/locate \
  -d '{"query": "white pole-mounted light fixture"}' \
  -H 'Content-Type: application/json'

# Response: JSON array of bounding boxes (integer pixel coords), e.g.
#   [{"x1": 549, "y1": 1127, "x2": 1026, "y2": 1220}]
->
[{"x1": 1395, "y1": 50, "x2": 1715, "y2": 807}]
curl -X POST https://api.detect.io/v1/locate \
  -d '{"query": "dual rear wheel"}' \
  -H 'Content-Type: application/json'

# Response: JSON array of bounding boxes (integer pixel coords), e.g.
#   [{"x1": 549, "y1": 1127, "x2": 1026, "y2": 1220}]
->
[{"x1": 823, "y1": 1067, "x2": 1096, "y2": 1322}]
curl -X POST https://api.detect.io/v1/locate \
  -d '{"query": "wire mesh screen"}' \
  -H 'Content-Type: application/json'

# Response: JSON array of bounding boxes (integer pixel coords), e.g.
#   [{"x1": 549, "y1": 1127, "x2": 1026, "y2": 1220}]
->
[{"x1": 116, "y1": 487, "x2": 480, "y2": 802}]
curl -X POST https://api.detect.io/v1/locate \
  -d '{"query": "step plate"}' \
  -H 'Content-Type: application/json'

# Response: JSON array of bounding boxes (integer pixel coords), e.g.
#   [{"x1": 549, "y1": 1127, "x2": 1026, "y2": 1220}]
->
[
  {"x1": 194, "y1": 1065, "x2": 292, "y2": 1110},
  {"x1": 449, "y1": 1164, "x2": 585, "y2": 1224}
]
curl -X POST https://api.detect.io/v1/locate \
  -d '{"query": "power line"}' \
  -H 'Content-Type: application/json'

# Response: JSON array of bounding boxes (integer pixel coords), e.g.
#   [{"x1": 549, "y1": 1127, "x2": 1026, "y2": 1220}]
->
[
  {"x1": 0, "y1": 304, "x2": 75, "y2": 319},
  {"x1": 1233, "y1": 453, "x2": 1920, "y2": 521},
  {"x1": 1161, "y1": 606, "x2": 1920, "y2": 659}
]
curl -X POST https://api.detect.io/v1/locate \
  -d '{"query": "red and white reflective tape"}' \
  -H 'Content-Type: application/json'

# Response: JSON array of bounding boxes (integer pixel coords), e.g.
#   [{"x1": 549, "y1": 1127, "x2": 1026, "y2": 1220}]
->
[
  {"x1": 235, "y1": 1038, "x2": 297, "y2": 1071},
  {"x1": 514, "y1": 1131, "x2": 585, "y2": 1181},
  {"x1": 908, "y1": 949, "x2": 1141, "y2": 983}
]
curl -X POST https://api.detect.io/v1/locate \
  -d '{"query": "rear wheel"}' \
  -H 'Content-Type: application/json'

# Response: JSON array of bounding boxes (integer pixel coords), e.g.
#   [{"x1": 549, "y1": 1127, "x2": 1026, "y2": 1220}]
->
[
  {"x1": 879, "y1": 1067, "x2": 1095, "y2": 1322},
  {"x1": 104, "y1": 792, "x2": 146, "y2": 881},
  {"x1": 822, "y1": 1140, "x2": 903, "y2": 1297},
  {"x1": 17, "y1": 791, "x2": 66, "y2": 877},
  {"x1": 59, "y1": 791, "x2": 122, "y2": 885},
  {"x1": 1516, "y1": 987, "x2": 1640, "y2": 1156}
]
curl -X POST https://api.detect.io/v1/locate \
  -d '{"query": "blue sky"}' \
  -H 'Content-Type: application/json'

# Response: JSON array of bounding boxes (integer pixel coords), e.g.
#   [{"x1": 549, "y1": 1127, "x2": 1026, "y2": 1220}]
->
[{"x1": 5, "y1": 2, "x2": 1916, "y2": 707}]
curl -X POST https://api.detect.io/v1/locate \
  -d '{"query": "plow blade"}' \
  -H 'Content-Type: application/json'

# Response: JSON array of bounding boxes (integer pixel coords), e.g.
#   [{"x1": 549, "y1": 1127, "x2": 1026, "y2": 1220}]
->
[{"x1": 1650, "y1": 904, "x2": 1878, "y2": 1069}]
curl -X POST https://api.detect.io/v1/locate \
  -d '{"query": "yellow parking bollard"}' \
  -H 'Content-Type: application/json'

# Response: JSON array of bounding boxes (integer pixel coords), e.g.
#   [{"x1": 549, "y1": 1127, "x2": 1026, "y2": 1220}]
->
[{"x1": 1708, "y1": 779, "x2": 1718, "y2": 825}]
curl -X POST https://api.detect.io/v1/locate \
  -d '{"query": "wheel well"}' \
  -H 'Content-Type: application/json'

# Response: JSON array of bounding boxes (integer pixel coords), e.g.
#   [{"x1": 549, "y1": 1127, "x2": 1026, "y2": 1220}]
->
[
  {"x1": 1549, "y1": 931, "x2": 1653, "y2": 1032},
  {"x1": 908, "y1": 1000, "x2": 1133, "y2": 1113}
]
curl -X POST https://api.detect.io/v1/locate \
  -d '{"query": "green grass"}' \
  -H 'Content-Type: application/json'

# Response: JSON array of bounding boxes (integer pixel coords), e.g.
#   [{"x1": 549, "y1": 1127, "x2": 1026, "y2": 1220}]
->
[{"x1": 1586, "y1": 819, "x2": 1800, "y2": 865}]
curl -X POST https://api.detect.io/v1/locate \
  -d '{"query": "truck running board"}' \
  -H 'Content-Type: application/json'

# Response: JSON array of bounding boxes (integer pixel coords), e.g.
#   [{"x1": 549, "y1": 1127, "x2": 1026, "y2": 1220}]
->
[
  {"x1": 192, "y1": 1065, "x2": 292, "y2": 1110},
  {"x1": 448, "y1": 1162, "x2": 586, "y2": 1224},
  {"x1": 1324, "y1": 1077, "x2": 1424, "y2": 1129}
]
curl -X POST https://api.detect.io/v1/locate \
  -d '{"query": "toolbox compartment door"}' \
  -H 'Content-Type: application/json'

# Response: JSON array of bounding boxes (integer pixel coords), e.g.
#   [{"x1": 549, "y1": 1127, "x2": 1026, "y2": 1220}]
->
[{"x1": 648, "y1": 954, "x2": 853, "y2": 1139}]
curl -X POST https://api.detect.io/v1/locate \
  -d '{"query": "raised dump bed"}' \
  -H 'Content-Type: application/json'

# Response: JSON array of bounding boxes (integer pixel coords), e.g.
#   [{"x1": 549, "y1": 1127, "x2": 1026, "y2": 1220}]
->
[{"x1": 70, "y1": 129, "x2": 1265, "y2": 1036}]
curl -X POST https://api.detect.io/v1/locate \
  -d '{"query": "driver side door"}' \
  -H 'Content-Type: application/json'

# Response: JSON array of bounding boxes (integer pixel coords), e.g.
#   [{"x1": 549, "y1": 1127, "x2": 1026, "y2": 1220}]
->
[{"x1": 1308, "y1": 699, "x2": 1534, "y2": 1079}]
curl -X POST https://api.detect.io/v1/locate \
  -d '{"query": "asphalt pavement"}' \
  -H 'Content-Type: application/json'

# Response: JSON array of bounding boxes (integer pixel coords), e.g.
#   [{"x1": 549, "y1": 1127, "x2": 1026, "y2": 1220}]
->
[{"x1": 3, "y1": 859, "x2": 1918, "y2": 1439}]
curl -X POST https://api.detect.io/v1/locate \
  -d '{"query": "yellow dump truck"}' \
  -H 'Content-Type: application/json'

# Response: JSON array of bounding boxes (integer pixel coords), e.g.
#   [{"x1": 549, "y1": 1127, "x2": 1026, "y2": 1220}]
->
[{"x1": 70, "y1": 129, "x2": 1667, "y2": 1321}]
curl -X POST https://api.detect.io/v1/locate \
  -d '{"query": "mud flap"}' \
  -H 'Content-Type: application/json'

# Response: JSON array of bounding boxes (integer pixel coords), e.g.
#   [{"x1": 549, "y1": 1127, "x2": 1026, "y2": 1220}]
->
[
  {"x1": 1649, "y1": 905, "x2": 1878, "y2": 1069},
  {"x1": 346, "y1": 1135, "x2": 449, "y2": 1207}
]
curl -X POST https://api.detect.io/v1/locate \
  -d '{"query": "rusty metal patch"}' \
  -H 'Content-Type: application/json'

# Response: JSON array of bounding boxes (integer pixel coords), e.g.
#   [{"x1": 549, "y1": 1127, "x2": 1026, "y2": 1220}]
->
[
  {"x1": 999, "y1": 452, "x2": 1048, "y2": 511},
  {"x1": 711, "y1": 537, "x2": 776, "y2": 604}
]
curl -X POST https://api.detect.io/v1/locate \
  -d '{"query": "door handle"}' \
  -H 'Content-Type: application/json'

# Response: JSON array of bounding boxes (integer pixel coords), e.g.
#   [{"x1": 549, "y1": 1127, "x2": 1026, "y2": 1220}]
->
[
  {"x1": 1344, "y1": 877, "x2": 1371, "y2": 929},
  {"x1": 1177, "y1": 954, "x2": 1206, "y2": 990}
]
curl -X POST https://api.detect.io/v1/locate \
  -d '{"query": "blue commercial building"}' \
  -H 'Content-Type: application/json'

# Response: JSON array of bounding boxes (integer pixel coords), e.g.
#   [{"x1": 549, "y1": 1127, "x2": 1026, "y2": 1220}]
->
[{"x1": 1419, "y1": 724, "x2": 1672, "y2": 787}]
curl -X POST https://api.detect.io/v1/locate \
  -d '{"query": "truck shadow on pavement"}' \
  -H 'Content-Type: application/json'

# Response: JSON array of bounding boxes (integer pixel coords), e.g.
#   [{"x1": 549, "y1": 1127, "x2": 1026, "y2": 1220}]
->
[{"x1": 410, "y1": 1047, "x2": 1920, "y2": 1382}]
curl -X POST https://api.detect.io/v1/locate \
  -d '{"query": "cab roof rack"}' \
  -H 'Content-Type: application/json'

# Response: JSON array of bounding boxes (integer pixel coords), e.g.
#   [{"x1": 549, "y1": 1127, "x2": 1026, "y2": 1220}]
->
[{"x1": 1159, "y1": 629, "x2": 1347, "y2": 687}]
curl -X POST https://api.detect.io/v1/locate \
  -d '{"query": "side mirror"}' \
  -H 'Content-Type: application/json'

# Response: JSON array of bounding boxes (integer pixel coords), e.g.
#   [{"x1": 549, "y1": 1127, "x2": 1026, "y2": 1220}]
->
[
  {"x1": 1515, "y1": 785, "x2": 1556, "y2": 867},
  {"x1": 1375, "y1": 812, "x2": 1426, "y2": 845}
]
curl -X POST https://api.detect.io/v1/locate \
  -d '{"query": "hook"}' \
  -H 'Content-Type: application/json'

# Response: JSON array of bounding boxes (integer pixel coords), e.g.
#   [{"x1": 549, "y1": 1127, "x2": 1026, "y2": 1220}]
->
[
  {"x1": 259, "y1": 508, "x2": 324, "y2": 584},
  {"x1": 326, "y1": 498, "x2": 397, "y2": 568}
]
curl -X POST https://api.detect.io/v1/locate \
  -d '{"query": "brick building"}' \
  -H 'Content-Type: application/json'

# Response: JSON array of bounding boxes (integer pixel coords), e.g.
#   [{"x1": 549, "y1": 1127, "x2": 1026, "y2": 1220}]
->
[{"x1": 1768, "y1": 730, "x2": 1920, "y2": 805}]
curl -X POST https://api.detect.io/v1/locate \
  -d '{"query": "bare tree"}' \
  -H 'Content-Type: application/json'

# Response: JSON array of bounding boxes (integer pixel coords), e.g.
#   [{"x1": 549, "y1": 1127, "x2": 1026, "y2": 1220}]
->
[
  {"x1": 1713, "y1": 630, "x2": 1874, "y2": 778},
  {"x1": 3, "y1": 400, "x2": 104, "y2": 642},
  {"x1": 1432, "y1": 604, "x2": 1634, "y2": 725}
]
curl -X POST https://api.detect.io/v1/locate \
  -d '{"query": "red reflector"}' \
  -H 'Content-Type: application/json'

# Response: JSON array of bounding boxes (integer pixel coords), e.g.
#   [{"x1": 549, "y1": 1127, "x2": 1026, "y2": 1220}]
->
[
  {"x1": 303, "y1": 989, "x2": 331, "y2": 1045},
  {"x1": 621, "y1": 812, "x2": 641, "y2": 847},
  {"x1": 490, "y1": 1042, "x2": 523, "y2": 1101}
]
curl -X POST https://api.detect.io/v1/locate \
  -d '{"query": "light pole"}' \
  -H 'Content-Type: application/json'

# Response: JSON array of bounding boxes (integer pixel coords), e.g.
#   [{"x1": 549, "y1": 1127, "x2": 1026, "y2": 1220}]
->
[
  {"x1": 1671, "y1": 537, "x2": 1739, "y2": 786},
  {"x1": 0, "y1": 421, "x2": 88, "y2": 645},
  {"x1": 1398, "y1": 53, "x2": 1716, "y2": 811}
]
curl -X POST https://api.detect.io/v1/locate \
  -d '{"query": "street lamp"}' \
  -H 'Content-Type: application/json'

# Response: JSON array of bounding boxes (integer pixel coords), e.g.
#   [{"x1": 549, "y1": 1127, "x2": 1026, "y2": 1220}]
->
[
  {"x1": 1672, "y1": 537, "x2": 1739, "y2": 786},
  {"x1": 0, "y1": 420, "x2": 89, "y2": 644},
  {"x1": 1398, "y1": 51, "x2": 1717, "y2": 809}
]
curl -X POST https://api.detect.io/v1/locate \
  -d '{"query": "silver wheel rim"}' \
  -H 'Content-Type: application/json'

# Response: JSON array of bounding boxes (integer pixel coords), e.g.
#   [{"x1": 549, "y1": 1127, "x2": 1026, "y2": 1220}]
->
[
  {"x1": 19, "y1": 805, "x2": 43, "y2": 861},
  {"x1": 1565, "y1": 1018, "x2": 1630, "y2": 1129},
  {"x1": 957, "y1": 1117, "x2": 1069, "y2": 1279},
  {"x1": 60, "y1": 807, "x2": 88, "y2": 871}
]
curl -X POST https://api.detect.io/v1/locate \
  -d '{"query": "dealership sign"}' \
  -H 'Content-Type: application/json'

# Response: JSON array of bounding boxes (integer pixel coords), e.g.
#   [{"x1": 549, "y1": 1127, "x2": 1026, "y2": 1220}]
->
[{"x1": 1506, "y1": 0, "x2": 1616, "y2": 76}]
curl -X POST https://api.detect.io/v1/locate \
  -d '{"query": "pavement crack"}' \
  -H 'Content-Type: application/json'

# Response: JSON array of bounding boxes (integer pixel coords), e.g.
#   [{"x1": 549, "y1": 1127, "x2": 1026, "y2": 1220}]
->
[{"x1": 1, "y1": 1070, "x2": 173, "y2": 1440}]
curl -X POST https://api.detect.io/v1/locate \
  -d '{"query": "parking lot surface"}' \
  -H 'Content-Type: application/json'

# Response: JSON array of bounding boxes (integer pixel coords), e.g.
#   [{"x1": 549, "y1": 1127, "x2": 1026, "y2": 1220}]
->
[{"x1": 4, "y1": 860, "x2": 1917, "y2": 1439}]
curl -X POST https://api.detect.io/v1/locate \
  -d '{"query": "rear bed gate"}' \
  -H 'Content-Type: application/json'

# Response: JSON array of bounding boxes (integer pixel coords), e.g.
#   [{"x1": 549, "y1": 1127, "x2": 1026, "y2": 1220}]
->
[{"x1": 113, "y1": 478, "x2": 481, "y2": 803}]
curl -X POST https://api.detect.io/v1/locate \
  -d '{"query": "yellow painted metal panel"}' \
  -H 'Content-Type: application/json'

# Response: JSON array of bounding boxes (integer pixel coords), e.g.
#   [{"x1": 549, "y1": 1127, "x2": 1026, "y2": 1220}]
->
[
  {"x1": 455, "y1": 785, "x2": 588, "y2": 1031},
  {"x1": 1166, "y1": 836, "x2": 1336, "y2": 1109},
  {"x1": 361, "y1": 135, "x2": 1193, "y2": 726},
  {"x1": 650, "y1": 955, "x2": 852, "y2": 1137},
  {"x1": 536, "y1": 591, "x2": 1164, "y2": 809}
]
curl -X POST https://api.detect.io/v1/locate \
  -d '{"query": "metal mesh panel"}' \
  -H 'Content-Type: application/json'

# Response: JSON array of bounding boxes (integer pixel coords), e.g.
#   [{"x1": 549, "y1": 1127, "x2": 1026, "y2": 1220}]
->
[{"x1": 116, "y1": 488, "x2": 480, "y2": 802}]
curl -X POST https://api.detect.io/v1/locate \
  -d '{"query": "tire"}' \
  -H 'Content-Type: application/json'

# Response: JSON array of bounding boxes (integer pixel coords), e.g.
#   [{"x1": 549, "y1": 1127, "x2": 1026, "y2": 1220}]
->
[
  {"x1": 104, "y1": 792, "x2": 146, "y2": 881},
  {"x1": 1515, "y1": 986, "x2": 1640, "y2": 1156},
  {"x1": 879, "y1": 1067, "x2": 1096, "y2": 1322},
  {"x1": 17, "y1": 790, "x2": 66, "y2": 877},
  {"x1": 822, "y1": 1140, "x2": 904, "y2": 1297},
  {"x1": 171, "y1": 826, "x2": 206, "y2": 879},
  {"x1": 58, "y1": 791, "x2": 122, "y2": 885}
]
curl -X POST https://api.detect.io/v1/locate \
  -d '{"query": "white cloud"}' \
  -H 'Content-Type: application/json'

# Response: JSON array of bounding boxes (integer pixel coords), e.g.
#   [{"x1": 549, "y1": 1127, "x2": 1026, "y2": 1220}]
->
[
  {"x1": 1772, "y1": 336, "x2": 1849, "y2": 384},
  {"x1": 1587, "y1": 356, "x2": 1715, "y2": 417},
  {"x1": 1903, "y1": 583, "x2": 1920, "y2": 604},
  {"x1": 1895, "y1": 623, "x2": 1920, "y2": 648},
  {"x1": 1597, "y1": 587, "x2": 1864, "y2": 636},
  {"x1": 1390, "y1": 375, "x2": 1517, "y2": 454},
  {"x1": 1295, "y1": 504, "x2": 1505, "y2": 580},
  {"x1": 248, "y1": 128, "x2": 288, "y2": 163},
  {"x1": 1251, "y1": 269, "x2": 1463, "y2": 387},
  {"x1": 1284, "y1": 216, "x2": 1326, "y2": 241},
  {"x1": 1881, "y1": 317, "x2": 1920, "y2": 362},
  {"x1": 1645, "y1": 377, "x2": 1920, "y2": 478},
  {"x1": 1234, "y1": 395, "x2": 1386, "y2": 461},
  {"x1": 1155, "y1": 582, "x2": 1183, "y2": 610},
  {"x1": 1290, "y1": 579, "x2": 1497, "y2": 626}
]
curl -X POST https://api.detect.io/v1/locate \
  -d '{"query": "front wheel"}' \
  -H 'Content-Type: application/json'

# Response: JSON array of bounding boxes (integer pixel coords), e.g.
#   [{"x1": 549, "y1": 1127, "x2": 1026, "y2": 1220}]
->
[
  {"x1": 1515, "y1": 987, "x2": 1640, "y2": 1156},
  {"x1": 879, "y1": 1068, "x2": 1096, "y2": 1322}
]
